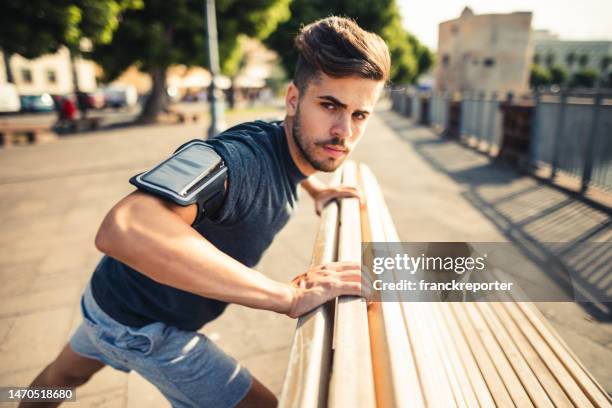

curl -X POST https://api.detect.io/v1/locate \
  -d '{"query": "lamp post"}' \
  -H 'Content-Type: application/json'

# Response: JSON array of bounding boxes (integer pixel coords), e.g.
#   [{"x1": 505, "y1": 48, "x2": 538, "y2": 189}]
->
[{"x1": 205, "y1": 0, "x2": 226, "y2": 138}]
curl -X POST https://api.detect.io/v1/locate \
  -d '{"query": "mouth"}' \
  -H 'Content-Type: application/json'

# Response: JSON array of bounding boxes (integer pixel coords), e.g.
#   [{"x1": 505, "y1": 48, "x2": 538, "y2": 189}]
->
[{"x1": 321, "y1": 145, "x2": 348, "y2": 158}]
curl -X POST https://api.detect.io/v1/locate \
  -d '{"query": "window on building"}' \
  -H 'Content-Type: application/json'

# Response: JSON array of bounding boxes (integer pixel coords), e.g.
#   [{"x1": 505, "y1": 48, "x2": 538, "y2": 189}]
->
[
  {"x1": 579, "y1": 54, "x2": 589, "y2": 67},
  {"x1": 483, "y1": 58, "x2": 495, "y2": 67},
  {"x1": 533, "y1": 54, "x2": 541, "y2": 64},
  {"x1": 451, "y1": 26, "x2": 459, "y2": 35},
  {"x1": 442, "y1": 54, "x2": 450, "y2": 67},
  {"x1": 46, "y1": 69, "x2": 57, "y2": 84},
  {"x1": 21, "y1": 68, "x2": 33, "y2": 83}
]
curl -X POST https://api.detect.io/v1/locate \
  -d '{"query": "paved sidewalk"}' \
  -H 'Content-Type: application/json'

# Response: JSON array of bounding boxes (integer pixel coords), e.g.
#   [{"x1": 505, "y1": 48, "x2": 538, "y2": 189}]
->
[{"x1": 0, "y1": 102, "x2": 610, "y2": 407}]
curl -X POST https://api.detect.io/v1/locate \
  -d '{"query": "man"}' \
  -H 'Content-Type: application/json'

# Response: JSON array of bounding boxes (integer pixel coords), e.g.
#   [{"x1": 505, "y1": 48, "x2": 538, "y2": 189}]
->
[{"x1": 23, "y1": 16, "x2": 390, "y2": 408}]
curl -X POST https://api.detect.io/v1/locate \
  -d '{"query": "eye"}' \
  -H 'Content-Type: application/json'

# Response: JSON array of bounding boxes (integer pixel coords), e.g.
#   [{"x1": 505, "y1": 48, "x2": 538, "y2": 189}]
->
[
  {"x1": 353, "y1": 112, "x2": 367, "y2": 121},
  {"x1": 321, "y1": 102, "x2": 336, "y2": 111}
]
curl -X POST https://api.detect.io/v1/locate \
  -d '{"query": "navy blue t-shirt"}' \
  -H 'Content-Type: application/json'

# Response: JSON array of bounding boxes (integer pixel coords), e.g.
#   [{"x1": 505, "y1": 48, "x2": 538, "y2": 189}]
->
[{"x1": 90, "y1": 120, "x2": 307, "y2": 331}]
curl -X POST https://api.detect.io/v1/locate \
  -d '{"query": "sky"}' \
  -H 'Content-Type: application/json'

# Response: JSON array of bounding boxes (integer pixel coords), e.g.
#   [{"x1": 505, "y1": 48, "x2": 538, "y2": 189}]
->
[{"x1": 398, "y1": 0, "x2": 612, "y2": 50}]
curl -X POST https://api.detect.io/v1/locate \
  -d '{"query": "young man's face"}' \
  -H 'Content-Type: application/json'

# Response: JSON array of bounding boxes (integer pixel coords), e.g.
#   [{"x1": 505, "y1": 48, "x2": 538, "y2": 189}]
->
[{"x1": 285, "y1": 73, "x2": 384, "y2": 173}]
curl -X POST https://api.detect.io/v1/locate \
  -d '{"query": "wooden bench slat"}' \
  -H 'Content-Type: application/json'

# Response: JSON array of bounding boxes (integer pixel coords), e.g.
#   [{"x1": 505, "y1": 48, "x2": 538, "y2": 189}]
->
[
  {"x1": 501, "y1": 302, "x2": 596, "y2": 408},
  {"x1": 278, "y1": 171, "x2": 341, "y2": 408},
  {"x1": 436, "y1": 303, "x2": 496, "y2": 408},
  {"x1": 477, "y1": 302, "x2": 555, "y2": 407},
  {"x1": 517, "y1": 302, "x2": 611, "y2": 407},
  {"x1": 328, "y1": 162, "x2": 376, "y2": 408},
  {"x1": 360, "y1": 164, "x2": 426, "y2": 408},
  {"x1": 489, "y1": 302, "x2": 574, "y2": 407},
  {"x1": 451, "y1": 302, "x2": 516, "y2": 407}
]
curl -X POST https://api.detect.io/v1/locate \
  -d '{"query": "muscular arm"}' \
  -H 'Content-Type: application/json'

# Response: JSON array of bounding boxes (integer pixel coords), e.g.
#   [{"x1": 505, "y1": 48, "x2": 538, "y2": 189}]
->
[
  {"x1": 301, "y1": 175, "x2": 328, "y2": 197},
  {"x1": 301, "y1": 174, "x2": 363, "y2": 216},
  {"x1": 94, "y1": 191, "x2": 294, "y2": 314}
]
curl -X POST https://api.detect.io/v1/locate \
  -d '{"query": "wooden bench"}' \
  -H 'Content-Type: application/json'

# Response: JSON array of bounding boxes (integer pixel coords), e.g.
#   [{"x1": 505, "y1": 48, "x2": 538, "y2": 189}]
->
[
  {"x1": 279, "y1": 161, "x2": 611, "y2": 408},
  {"x1": 0, "y1": 124, "x2": 55, "y2": 147}
]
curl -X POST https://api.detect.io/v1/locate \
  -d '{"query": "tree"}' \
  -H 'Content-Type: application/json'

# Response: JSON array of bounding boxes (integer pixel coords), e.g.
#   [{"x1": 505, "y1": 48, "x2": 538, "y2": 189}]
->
[
  {"x1": 407, "y1": 32, "x2": 435, "y2": 78},
  {"x1": 578, "y1": 54, "x2": 589, "y2": 68},
  {"x1": 605, "y1": 72, "x2": 612, "y2": 89},
  {"x1": 91, "y1": 0, "x2": 290, "y2": 123},
  {"x1": 529, "y1": 64, "x2": 551, "y2": 90},
  {"x1": 549, "y1": 64, "x2": 568, "y2": 86},
  {"x1": 264, "y1": 0, "x2": 429, "y2": 86},
  {"x1": 0, "y1": 0, "x2": 139, "y2": 85},
  {"x1": 570, "y1": 68, "x2": 598, "y2": 89},
  {"x1": 600, "y1": 55, "x2": 612, "y2": 72},
  {"x1": 533, "y1": 53, "x2": 541, "y2": 65},
  {"x1": 565, "y1": 51, "x2": 576, "y2": 68}
]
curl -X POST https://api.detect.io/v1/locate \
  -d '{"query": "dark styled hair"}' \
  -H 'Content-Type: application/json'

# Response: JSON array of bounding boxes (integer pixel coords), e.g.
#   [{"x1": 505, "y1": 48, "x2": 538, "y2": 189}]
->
[{"x1": 293, "y1": 16, "x2": 391, "y2": 92}]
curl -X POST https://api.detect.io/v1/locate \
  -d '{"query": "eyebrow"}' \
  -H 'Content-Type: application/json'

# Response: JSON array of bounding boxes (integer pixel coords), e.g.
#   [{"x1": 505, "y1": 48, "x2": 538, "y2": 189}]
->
[{"x1": 317, "y1": 95, "x2": 371, "y2": 116}]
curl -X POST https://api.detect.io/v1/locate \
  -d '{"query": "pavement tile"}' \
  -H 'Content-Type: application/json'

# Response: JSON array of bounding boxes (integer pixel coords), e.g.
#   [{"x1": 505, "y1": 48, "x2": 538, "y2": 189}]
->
[{"x1": 0, "y1": 307, "x2": 73, "y2": 371}]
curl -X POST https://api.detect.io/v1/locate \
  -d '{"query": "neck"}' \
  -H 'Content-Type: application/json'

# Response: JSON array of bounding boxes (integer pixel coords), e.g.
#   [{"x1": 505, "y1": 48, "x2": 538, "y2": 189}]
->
[{"x1": 283, "y1": 115, "x2": 317, "y2": 177}]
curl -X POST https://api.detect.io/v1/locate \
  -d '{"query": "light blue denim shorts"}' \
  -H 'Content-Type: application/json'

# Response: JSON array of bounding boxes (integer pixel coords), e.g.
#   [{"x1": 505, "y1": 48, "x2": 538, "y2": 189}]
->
[{"x1": 70, "y1": 283, "x2": 252, "y2": 408}]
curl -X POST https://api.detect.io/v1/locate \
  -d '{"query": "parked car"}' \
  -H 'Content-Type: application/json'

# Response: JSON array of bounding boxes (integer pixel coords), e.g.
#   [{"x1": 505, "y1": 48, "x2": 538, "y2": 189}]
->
[
  {"x1": 20, "y1": 93, "x2": 55, "y2": 113},
  {"x1": 0, "y1": 83, "x2": 21, "y2": 113},
  {"x1": 76, "y1": 90, "x2": 105, "y2": 110},
  {"x1": 102, "y1": 85, "x2": 138, "y2": 108}
]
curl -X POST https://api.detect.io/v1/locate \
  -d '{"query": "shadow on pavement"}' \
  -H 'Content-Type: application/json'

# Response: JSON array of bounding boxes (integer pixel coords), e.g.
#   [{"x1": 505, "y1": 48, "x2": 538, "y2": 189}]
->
[{"x1": 379, "y1": 109, "x2": 612, "y2": 322}]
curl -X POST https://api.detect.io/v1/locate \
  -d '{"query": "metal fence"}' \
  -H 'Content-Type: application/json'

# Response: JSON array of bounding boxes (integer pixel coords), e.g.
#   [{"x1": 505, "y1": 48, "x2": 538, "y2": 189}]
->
[
  {"x1": 530, "y1": 93, "x2": 612, "y2": 192},
  {"x1": 429, "y1": 92, "x2": 449, "y2": 130},
  {"x1": 458, "y1": 92, "x2": 503, "y2": 153},
  {"x1": 390, "y1": 87, "x2": 612, "y2": 193},
  {"x1": 390, "y1": 88, "x2": 412, "y2": 117}
]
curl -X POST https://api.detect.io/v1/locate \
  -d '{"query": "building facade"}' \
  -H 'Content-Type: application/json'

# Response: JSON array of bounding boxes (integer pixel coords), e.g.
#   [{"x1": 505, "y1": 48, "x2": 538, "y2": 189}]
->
[
  {"x1": 0, "y1": 47, "x2": 97, "y2": 95},
  {"x1": 435, "y1": 7, "x2": 533, "y2": 95},
  {"x1": 532, "y1": 30, "x2": 612, "y2": 76}
]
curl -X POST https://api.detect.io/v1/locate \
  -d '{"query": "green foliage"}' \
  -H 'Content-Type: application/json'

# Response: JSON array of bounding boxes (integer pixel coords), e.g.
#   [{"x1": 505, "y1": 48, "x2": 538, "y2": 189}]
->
[
  {"x1": 605, "y1": 72, "x2": 612, "y2": 88},
  {"x1": 544, "y1": 53, "x2": 555, "y2": 67},
  {"x1": 264, "y1": 0, "x2": 430, "y2": 85},
  {"x1": 570, "y1": 68, "x2": 598, "y2": 88},
  {"x1": 529, "y1": 64, "x2": 551, "y2": 89},
  {"x1": 0, "y1": 0, "x2": 140, "y2": 59},
  {"x1": 600, "y1": 55, "x2": 612, "y2": 72},
  {"x1": 91, "y1": 0, "x2": 290, "y2": 81},
  {"x1": 407, "y1": 32, "x2": 434, "y2": 79},
  {"x1": 578, "y1": 54, "x2": 589, "y2": 68},
  {"x1": 549, "y1": 64, "x2": 568, "y2": 86}
]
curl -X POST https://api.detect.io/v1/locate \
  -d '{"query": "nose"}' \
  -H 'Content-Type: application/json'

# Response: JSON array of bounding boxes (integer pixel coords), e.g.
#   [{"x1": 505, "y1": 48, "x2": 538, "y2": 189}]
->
[{"x1": 330, "y1": 114, "x2": 352, "y2": 141}]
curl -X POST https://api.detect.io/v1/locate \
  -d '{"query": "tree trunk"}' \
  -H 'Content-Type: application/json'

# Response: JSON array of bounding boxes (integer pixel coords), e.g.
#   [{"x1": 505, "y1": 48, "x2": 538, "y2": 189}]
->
[
  {"x1": 138, "y1": 67, "x2": 167, "y2": 124},
  {"x1": 69, "y1": 51, "x2": 87, "y2": 118},
  {"x1": 70, "y1": 52, "x2": 80, "y2": 94},
  {"x1": 227, "y1": 81, "x2": 236, "y2": 109},
  {"x1": 3, "y1": 50, "x2": 14, "y2": 83}
]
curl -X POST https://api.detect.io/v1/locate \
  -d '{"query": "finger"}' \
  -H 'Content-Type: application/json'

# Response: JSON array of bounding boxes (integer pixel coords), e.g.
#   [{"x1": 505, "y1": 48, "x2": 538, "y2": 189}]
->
[
  {"x1": 334, "y1": 190, "x2": 361, "y2": 199},
  {"x1": 336, "y1": 281, "x2": 362, "y2": 297},
  {"x1": 333, "y1": 270, "x2": 363, "y2": 282},
  {"x1": 316, "y1": 196, "x2": 338, "y2": 215},
  {"x1": 323, "y1": 261, "x2": 361, "y2": 271}
]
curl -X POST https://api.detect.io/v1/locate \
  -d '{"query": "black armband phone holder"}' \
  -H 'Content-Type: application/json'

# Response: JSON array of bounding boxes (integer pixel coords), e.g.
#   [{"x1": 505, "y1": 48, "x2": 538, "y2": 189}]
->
[{"x1": 129, "y1": 140, "x2": 228, "y2": 225}]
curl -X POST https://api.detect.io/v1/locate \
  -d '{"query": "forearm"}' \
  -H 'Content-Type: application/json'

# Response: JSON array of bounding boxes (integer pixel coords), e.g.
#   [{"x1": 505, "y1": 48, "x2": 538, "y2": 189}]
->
[
  {"x1": 95, "y1": 193, "x2": 293, "y2": 313},
  {"x1": 301, "y1": 174, "x2": 327, "y2": 197}
]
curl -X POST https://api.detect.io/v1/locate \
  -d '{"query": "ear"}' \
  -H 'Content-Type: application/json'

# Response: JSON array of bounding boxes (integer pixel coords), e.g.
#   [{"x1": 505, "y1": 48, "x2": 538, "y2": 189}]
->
[{"x1": 285, "y1": 82, "x2": 300, "y2": 116}]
